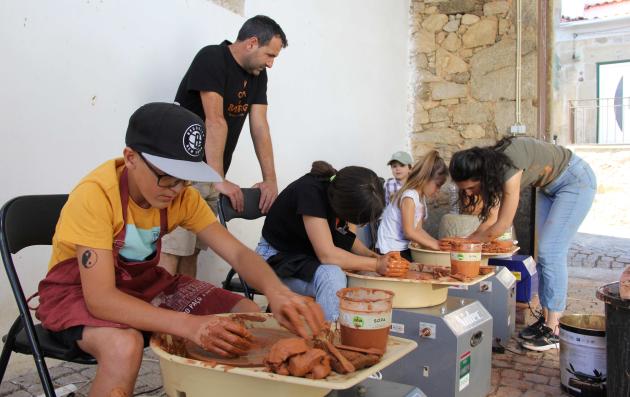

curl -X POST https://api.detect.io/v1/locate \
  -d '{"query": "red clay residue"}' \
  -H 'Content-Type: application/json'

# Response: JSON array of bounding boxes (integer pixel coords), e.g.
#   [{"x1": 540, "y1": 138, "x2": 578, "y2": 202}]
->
[{"x1": 108, "y1": 387, "x2": 128, "y2": 397}]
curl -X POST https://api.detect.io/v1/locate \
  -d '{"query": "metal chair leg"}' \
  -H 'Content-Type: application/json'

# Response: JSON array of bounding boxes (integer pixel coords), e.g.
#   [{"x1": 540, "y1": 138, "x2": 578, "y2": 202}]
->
[{"x1": 0, "y1": 318, "x2": 21, "y2": 384}]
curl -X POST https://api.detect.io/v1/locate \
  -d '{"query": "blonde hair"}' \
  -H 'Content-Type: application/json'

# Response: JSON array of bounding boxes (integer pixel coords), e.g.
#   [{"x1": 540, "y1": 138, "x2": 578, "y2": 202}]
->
[{"x1": 392, "y1": 150, "x2": 448, "y2": 208}]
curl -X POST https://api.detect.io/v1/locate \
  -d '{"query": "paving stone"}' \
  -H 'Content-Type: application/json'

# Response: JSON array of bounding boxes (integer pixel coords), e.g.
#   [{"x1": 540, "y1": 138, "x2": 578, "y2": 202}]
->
[
  {"x1": 500, "y1": 368, "x2": 521, "y2": 379},
  {"x1": 80, "y1": 366, "x2": 97, "y2": 379},
  {"x1": 522, "y1": 390, "x2": 548, "y2": 397},
  {"x1": 537, "y1": 366, "x2": 559, "y2": 377},
  {"x1": 491, "y1": 358, "x2": 512, "y2": 368},
  {"x1": 533, "y1": 383, "x2": 562, "y2": 395},
  {"x1": 513, "y1": 355, "x2": 541, "y2": 366},
  {"x1": 499, "y1": 377, "x2": 534, "y2": 390},
  {"x1": 549, "y1": 376, "x2": 561, "y2": 387},
  {"x1": 4, "y1": 390, "x2": 31, "y2": 397},
  {"x1": 0, "y1": 381, "x2": 21, "y2": 396},
  {"x1": 48, "y1": 365, "x2": 75, "y2": 380},
  {"x1": 491, "y1": 386, "x2": 523, "y2": 396},
  {"x1": 523, "y1": 372, "x2": 549, "y2": 384},
  {"x1": 513, "y1": 363, "x2": 538, "y2": 372}
]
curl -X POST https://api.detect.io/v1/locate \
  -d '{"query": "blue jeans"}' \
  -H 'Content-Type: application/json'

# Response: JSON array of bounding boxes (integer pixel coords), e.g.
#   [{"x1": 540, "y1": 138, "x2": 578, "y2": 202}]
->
[
  {"x1": 536, "y1": 155, "x2": 596, "y2": 312},
  {"x1": 255, "y1": 237, "x2": 347, "y2": 321}
]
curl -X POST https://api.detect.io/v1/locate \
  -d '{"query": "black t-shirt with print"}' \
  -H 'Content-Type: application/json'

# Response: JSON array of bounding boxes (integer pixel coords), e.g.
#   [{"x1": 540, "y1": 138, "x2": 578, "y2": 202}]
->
[
  {"x1": 174, "y1": 40, "x2": 268, "y2": 174},
  {"x1": 262, "y1": 173, "x2": 356, "y2": 259}
]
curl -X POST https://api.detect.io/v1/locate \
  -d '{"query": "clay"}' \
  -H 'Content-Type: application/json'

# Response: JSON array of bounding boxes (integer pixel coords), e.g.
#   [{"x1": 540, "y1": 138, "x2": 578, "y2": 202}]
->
[
  {"x1": 337, "y1": 349, "x2": 381, "y2": 370},
  {"x1": 384, "y1": 252, "x2": 410, "y2": 278},
  {"x1": 287, "y1": 348, "x2": 328, "y2": 377},
  {"x1": 186, "y1": 328, "x2": 296, "y2": 367},
  {"x1": 620, "y1": 265, "x2": 630, "y2": 300},
  {"x1": 264, "y1": 338, "x2": 309, "y2": 368},
  {"x1": 312, "y1": 339, "x2": 356, "y2": 374},
  {"x1": 439, "y1": 237, "x2": 515, "y2": 254}
]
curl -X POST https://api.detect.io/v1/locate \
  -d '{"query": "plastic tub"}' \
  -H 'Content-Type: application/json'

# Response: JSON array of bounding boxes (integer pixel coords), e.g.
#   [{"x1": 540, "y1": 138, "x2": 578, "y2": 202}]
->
[
  {"x1": 337, "y1": 288, "x2": 394, "y2": 352},
  {"x1": 450, "y1": 240, "x2": 482, "y2": 277},
  {"x1": 150, "y1": 313, "x2": 418, "y2": 397}
]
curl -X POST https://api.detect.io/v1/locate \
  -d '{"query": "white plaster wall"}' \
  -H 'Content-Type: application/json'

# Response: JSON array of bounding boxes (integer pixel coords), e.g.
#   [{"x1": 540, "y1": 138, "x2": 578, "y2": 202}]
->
[{"x1": 0, "y1": 0, "x2": 410, "y2": 377}]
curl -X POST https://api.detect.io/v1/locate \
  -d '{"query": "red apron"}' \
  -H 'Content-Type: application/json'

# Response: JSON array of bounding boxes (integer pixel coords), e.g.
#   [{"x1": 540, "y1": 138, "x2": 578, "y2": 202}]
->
[{"x1": 36, "y1": 168, "x2": 178, "y2": 331}]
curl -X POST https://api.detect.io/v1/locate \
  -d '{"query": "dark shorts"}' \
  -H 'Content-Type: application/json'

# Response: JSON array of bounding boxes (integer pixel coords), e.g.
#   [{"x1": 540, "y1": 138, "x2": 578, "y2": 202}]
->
[{"x1": 50, "y1": 278, "x2": 245, "y2": 352}]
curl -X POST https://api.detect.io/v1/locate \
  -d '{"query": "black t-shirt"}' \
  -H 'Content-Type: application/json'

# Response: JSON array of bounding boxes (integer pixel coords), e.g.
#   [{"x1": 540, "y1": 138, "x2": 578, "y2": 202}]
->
[
  {"x1": 174, "y1": 40, "x2": 268, "y2": 174},
  {"x1": 262, "y1": 173, "x2": 356, "y2": 258}
]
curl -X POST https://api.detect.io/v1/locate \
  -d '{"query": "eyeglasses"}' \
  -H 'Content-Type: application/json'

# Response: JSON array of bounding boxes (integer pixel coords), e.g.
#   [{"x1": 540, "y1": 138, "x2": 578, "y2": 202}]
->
[{"x1": 138, "y1": 153, "x2": 192, "y2": 188}]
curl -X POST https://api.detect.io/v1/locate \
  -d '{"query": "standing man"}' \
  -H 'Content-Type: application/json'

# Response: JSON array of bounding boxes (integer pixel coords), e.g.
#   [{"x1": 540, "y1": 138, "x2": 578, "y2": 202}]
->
[{"x1": 160, "y1": 15, "x2": 287, "y2": 276}]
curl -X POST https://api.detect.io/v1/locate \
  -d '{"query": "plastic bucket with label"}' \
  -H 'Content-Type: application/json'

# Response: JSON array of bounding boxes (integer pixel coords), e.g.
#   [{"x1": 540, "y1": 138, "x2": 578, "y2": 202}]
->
[
  {"x1": 336, "y1": 287, "x2": 394, "y2": 352},
  {"x1": 450, "y1": 240, "x2": 482, "y2": 277},
  {"x1": 559, "y1": 314, "x2": 606, "y2": 396}
]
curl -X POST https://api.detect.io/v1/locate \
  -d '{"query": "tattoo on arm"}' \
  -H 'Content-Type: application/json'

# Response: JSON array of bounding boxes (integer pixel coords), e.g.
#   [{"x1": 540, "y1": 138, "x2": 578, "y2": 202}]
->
[{"x1": 81, "y1": 250, "x2": 98, "y2": 268}]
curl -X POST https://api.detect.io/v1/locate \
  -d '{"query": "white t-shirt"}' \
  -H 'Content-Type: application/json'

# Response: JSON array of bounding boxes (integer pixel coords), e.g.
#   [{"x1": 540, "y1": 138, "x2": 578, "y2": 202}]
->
[{"x1": 376, "y1": 189, "x2": 427, "y2": 253}]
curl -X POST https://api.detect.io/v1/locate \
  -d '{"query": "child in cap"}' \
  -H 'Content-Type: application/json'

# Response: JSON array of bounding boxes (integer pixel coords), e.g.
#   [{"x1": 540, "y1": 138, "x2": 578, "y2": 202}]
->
[
  {"x1": 377, "y1": 151, "x2": 449, "y2": 259},
  {"x1": 35, "y1": 103, "x2": 324, "y2": 397},
  {"x1": 384, "y1": 151, "x2": 413, "y2": 205}
]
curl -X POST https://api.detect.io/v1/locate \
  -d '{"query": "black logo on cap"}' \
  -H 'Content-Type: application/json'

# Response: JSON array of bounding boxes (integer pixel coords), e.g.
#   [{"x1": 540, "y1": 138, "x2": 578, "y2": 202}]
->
[{"x1": 183, "y1": 124, "x2": 204, "y2": 157}]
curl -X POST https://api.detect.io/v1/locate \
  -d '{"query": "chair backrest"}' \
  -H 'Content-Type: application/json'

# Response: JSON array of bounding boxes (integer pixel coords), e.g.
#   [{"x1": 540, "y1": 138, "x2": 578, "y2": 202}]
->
[
  {"x1": 0, "y1": 195, "x2": 68, "y2": 255},
  {"x1": 217, "y1": 188, "x2": 264, "y2": 226}
]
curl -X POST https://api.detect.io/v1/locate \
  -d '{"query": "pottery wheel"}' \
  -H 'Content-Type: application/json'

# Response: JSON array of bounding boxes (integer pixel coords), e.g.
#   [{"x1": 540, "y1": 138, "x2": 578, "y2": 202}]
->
[{"x1": 185, "y1": 328, "x2": 295, "y2": 367}]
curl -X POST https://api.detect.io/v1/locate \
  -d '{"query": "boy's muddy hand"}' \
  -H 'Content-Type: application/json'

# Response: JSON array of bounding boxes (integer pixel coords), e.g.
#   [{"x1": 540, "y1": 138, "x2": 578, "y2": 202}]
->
[
  {"x1": 267, "y1": 289, "x2": 325, "y2": 339},
  {"x1": 193, "y1": 315, "x2": 254, "y2": 357},
  {"x1": 376, "y1": 252, "x2": 409, "y2": 277}
]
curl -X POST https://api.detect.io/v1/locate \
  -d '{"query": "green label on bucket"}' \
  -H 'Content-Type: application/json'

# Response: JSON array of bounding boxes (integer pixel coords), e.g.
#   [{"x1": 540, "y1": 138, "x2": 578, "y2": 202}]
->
[
  {"x1": 451, "y1": 252, "x2": 481, "y2": 261},
  {"x1": 339, "y1": 312, "x2": 392, "y2": 330}
]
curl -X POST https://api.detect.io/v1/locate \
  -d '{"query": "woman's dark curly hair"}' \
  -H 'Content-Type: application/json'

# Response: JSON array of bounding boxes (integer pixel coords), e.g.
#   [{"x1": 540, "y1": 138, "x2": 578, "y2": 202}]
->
[
  {"x1": 310, "y1": 161, "x2": 385, "y2": 226},
  {"x1": 449, "y1": 137, "x2": 516, "y2": 222}
]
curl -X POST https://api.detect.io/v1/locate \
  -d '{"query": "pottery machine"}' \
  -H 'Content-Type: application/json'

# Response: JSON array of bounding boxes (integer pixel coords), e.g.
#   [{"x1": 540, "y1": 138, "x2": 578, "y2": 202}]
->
[{"x1": 448, "y1": 266, "x2": 517, "y2": 352}]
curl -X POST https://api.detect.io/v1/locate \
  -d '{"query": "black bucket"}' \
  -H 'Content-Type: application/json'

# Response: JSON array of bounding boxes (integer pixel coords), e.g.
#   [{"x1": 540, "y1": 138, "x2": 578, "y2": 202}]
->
[{"x1": 596, "y1": 282, "x2": 630, "y2": 397}]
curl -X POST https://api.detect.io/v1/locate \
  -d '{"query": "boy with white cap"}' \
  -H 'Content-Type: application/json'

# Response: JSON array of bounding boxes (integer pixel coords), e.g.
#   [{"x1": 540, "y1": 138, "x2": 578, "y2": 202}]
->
[
  {"x1": 384, "y1": 151, "x2": 413, "y2": 205},
  {"x1": 35, "y1": 102, "x2": 323, "y2": 397}
]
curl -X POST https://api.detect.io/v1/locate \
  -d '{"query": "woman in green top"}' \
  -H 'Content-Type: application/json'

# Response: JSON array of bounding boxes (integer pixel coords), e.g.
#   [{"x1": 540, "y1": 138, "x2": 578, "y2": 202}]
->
[{"x1": 449, "y1": 136, "x2": 596, "y2": 351}]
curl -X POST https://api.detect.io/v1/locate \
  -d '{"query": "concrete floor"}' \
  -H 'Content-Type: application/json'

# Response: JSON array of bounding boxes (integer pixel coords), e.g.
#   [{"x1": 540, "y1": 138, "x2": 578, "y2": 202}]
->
[{"x1": 0, "y1": 236, "x2": 624, "y2": 397}]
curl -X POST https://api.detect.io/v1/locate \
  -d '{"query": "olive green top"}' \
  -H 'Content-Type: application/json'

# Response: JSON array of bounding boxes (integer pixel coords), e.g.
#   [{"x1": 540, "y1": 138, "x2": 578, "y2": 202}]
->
[{"x1": 502, "y1": 137, "x2": 572, "y2": 188}]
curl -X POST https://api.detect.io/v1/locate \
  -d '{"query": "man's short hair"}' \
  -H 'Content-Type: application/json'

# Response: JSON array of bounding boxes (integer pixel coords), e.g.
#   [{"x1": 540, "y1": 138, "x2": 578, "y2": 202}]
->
[{"x1": 237, "y1": 15, "x2": 288, "y2": 48}]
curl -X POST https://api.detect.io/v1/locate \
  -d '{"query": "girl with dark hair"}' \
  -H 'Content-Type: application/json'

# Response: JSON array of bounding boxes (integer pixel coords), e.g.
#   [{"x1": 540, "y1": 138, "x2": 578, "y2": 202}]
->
[
  {"x1": 255, "y1": 161, "x2": 396, "y2": 321},
  {"x1": 449, "y1": 136, "x2": 596, "y2": 351},
  {"x1": 377, "y1": 150, "x2": 449, "y2": 258}
]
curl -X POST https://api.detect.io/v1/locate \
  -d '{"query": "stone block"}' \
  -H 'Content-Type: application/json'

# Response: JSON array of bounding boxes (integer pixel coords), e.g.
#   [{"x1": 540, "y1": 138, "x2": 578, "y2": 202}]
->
[
  {"x1": 493, "y1": 100, "x2": 536, "y2": 136},
  {"x1": 499, "y1": 18, "x2": 511, "y2": 35},
  {"x1": 462, "y1": 19, "x2": 498, "y2": 48},
  {"x1": 430, "y1": 82, "x2": 467, "y2": 100},
  {"x1": 500, "y1": 368, "x2": 521, "y2": 379},
  {"x1": 453, "y1": 102, "x2": 489, "y2": 124},
  {"x1": 441, "y1": 98, "x2": 459, "y2": 105},
  {"x1": 414, "y1": 29, "x2": 436, "y2": 53},
  {"x1": 437, "y1": 0, "x2": 477, "y2": 15},
  {"x1": 415, "y1": 52, "x2": 428, "y2": 69},
  {"x1": 451, "y1": 72, "x2": 470, "y2": 84},
  {"x1": 461, "y1": 14, "x2": 480, "y2": 25},
  {"x1": 435, "y1": 48, "x2": 469, "y2": 77},
  {"x1": 471, "y1": 38, "x2": 517, "y2": 78},
  {"x1": 484, "y1": 1, "x2": 510, "y2": 16},
  {"x1": 429, "y1": 106, "x2": 449, "y2": 122},
  {"x1": 442, "y1": 32, "x2": 462, "y2": 52},
  {"x1": 422, "y1": 14, "x2": 448, "y2": 33},
  {"x1": 412, "y1": 127, "x2": 463, "y2": 145},
  {"x1": 461, "y1": 124, "x2": 486, "y2": 139},
  {"x1": 443, "y1": 19, "x2": 460, "y2": 32}
]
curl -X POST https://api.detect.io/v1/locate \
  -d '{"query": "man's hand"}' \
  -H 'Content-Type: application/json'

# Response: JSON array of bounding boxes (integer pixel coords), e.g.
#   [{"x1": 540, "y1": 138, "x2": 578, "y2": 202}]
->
[
  {"x1": 253, "y1": 180, "x2": 278, "y2": 214},
  {"x1": 214, "y1": 180, "x2": 244, "y2": 213},
  {"x1": 266, "y1": 289, "x2": 325, "y2": 339},
  {"x1": 190, "y1": 315, "x2": 254, "y2": 357}
]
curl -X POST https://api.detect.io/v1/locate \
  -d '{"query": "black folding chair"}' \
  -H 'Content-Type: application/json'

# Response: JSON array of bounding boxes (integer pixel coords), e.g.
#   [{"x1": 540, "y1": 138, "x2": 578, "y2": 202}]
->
[
  {"x1": 0, "y1": 195, "x2": 97, "y2": 397},
  {"x1": 217, "y1": 188, "x2": 265, "y2": 300}
]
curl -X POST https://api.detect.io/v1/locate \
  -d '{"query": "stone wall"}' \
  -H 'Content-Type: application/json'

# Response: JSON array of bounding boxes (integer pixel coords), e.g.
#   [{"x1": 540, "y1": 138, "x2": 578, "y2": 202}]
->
[{"x1": 409, "y1": 0, "x2": 539, "y2": 246}]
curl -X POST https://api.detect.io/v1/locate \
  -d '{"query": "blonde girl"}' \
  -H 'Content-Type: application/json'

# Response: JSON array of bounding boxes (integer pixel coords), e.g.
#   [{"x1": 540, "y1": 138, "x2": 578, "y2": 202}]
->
[{"x1": 377, "y1": 150, "x2": 448, "y2": 259}]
